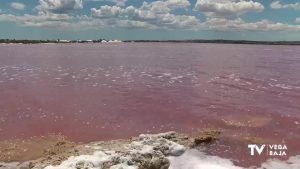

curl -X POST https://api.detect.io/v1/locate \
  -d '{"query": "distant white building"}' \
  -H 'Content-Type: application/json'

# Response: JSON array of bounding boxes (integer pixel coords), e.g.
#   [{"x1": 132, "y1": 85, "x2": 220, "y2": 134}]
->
[
  {"x1": 108, "y1": 40, "x2": 123, "y2": 43},
  {"x1": 101, "y1": 40, "x2": 107, "y2": 43},
  {"x1": 58, "y1": 40, "x2": 70, "y2": 43}
]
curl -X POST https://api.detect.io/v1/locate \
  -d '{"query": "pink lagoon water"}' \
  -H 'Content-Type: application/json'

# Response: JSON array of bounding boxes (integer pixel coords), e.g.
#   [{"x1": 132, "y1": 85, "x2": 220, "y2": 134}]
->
[{"x1": 0, "y1": 43, "x2": 300, "y2": 167}]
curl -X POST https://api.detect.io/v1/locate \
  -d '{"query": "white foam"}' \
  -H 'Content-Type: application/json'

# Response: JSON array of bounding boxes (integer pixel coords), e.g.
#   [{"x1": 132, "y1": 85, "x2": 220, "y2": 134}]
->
[
  {"x1": 169, "y1": 149, "x2": 243, "y2": 169},
  {"x1": 163, "y1": 73, "x2": 172, "y2": 76},
  {"x1": 169, "y1": 149, "x2": 300, "y2": 169},
  {"x1": 269, "y1": 83, "x2": 294, "y2": 90},
  {"x1": 257, "y1": 155, "x2": 300, "y2": 169}
]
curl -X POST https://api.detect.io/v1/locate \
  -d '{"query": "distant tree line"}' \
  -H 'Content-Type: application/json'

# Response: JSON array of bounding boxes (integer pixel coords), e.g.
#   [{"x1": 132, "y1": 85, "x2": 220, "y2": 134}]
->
[
  {"x1": 0, "y1": 39, "x2": 59, "y2": 44},
  {"x1": 0, "y1": 39, "x2": 107, "y2": 44}
]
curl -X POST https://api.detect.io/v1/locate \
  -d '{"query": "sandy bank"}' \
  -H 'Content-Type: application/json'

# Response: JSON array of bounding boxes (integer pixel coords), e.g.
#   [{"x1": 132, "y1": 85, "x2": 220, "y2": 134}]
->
[{"x1": 1, "y1": 131, "x2": 300, "y2": 169}]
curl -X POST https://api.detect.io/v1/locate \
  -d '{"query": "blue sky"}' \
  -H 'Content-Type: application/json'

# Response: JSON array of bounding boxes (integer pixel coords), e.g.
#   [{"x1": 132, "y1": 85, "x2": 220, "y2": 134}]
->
[{"x1": 0, "y1": 0, "x2": 299, "y2": 40}]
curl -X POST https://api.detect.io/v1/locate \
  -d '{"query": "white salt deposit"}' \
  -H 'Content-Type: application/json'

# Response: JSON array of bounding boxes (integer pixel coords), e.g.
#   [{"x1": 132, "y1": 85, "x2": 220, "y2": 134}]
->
[
  {"x1": 130, "y1": 141, "x2": 154, "y2": 154},
  {"x1": 44, "y1": 151, "x2": 117, "y2": 169},
  {"x1": 138, "y1": 133, "x2": 186, "y2": 156},
  {"x1": 43, "y1": 132, "x2": 186, "y2": 169},
  {"x1": 0, "y1": 162, "x2": 22, "y2": 169},
  {"x1": 110, "y1": 164, "x2": 137, "y2": 169}
]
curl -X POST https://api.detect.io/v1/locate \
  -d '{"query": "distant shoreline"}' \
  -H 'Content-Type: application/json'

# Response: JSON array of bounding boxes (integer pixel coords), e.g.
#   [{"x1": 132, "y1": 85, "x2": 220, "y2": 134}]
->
[
  {"x1": 129, "y1": 40, "x2": 300, "y2": 45},
  {"x1": 1, "y1": 39, "x2": 300, "y2": 45}
]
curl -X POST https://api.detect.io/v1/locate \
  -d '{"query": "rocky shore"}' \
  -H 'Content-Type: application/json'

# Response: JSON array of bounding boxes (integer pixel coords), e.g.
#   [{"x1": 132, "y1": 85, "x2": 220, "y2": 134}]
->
[{"x1": 0, "y1": 131, "x2": 220, "y2": 169}]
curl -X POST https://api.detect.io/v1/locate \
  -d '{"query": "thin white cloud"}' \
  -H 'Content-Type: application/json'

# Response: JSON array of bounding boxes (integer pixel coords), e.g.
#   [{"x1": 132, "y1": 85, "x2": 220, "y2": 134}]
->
[
  {"x1": 195, "y1": 0, "x2": 264, "y2": 18},
  {"x1": 205, "y1": 17, "x2": 300, "y2": 31},
  {"x1": 270, "y1": 1, "x2": 300, "y2": 10},
  {"x1": 11, "y1": 2, "x2": 26, "y2": 10},
  {"x1": 86, "y1": 0, "x2": 128, "y2": 7},
  {"x1": 0, "y1": 13, "x2": 73, "y2": 28},
  {"x1": 112, "y1": 0, "x2": 127, "y2": 7},
  {"x1": 38, "y1": 0, "x2": 83, "y2": 14}
]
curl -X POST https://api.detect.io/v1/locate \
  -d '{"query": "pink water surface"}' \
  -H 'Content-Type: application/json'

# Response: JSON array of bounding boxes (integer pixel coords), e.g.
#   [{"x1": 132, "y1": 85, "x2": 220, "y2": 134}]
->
[{"x1": 0, "y1": 43, "x2": 299, "y2": 167}]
